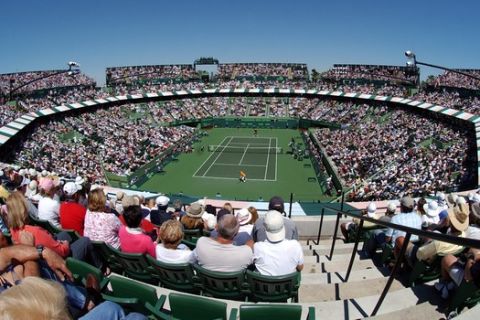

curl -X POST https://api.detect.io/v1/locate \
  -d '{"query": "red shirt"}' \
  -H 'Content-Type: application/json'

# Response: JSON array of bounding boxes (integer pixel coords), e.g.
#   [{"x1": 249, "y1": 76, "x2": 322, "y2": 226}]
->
[
  {"x1": 60, "y1": 201, "x2": 87, "y2": 236},
  {"x1": 11, "y1": 225, "x2": 70, "y2": 257}
]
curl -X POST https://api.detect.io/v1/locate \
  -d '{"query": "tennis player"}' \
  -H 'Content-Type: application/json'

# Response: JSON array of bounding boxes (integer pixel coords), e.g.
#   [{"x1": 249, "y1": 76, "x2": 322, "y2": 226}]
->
[{"x1": 239, "y1": 170, "x2": 247, "y2": 182}]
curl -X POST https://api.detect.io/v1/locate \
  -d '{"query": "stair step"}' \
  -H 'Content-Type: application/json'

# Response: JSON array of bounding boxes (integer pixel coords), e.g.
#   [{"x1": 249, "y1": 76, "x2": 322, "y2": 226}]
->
[
  {"x1": 321, "y1": 258, "x2": 377, "y2": 273},
  {"x1": 299, "y1": 277, "x2": 404, "y2": 302},
  {"x1": 304, "y1": 282, "x2": 442, "y2": 320},
  {"x1": 365, "y1": 301, "x2": 446, "y2": 320},
  {"x1": 300, "y1": 267, "x2": 389, "y2": 285}
]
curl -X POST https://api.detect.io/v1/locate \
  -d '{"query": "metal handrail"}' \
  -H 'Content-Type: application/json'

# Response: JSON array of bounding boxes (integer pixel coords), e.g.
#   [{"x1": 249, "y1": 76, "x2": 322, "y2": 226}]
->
[{"x1": 309, "y1": 206, "x2": 480, "y2": 316}]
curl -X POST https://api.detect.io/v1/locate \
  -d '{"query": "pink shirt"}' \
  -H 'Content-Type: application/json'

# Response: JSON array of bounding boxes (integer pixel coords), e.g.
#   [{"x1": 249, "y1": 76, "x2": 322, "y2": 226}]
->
[
  {"x1": 119, "y1": 226, "x2": 156, "y2": 258},
  {"x1": 84, "y1": 210, "x2": 121, "y2": 249}
]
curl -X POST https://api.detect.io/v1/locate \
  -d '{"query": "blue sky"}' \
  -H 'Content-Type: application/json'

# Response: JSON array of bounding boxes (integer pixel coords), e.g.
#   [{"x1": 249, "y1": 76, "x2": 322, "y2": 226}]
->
[{"x1": 1, "y1": 0, "x2": 479, "y2": 85}]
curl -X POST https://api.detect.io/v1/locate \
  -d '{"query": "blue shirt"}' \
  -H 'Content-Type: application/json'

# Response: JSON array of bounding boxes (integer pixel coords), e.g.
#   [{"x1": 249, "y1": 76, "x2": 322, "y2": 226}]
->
[{"x1": 385, "y1": 211, "x2": 422, "y2": 245}]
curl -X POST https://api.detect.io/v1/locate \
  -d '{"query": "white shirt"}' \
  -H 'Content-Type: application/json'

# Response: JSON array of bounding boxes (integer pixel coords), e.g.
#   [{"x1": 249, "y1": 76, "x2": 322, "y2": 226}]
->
[
  {"x1": 239, "y1": 224, "x2": 253, "y2": 235},
  {"x1": 253, "y1": 239, "x2": 304, "y2": 276},
  {"x1": 156, "y1": 243, "x2": 194, "y2": 264},
  {"x1": 37, "y1": 196, "x2": 61, "y2": 227}
]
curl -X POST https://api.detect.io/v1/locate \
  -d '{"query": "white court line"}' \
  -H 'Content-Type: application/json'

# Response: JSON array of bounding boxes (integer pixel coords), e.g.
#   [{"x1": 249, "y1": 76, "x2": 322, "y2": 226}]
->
[
  {"x1": 192, "y1": 175, "x2": 277, "y2": 182},
  {"x1": 238, "y1": 143, "x2": 250, "y2": 165},
  {"x1": 202, "y1": 136, "x2": 233, "y2": 177},
  {"x1": 264, "y1": 138, "x2": 272, "y2": 180},
  {"x1": 192, "y1": 136, "x2": 229, "y2": 177},
  {"x1": 274, "y1": 137, "x2": 278, "y2": 181},
  {"x1": 215, "y1": 163, "x2": 266, "y2": 167}
]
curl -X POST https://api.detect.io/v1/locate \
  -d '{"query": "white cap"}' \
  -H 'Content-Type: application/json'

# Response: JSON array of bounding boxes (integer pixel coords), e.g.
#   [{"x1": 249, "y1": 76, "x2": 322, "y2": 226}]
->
[
  {"x1": 75, "y1": 176, "x2": 85, "y2": 186},
  {"x1": 366, "y1": 202, "x2": 377, "y2": 217},
  {"x1": 423, "y1": 201, "x2": 440, "y2": 217},
  {"x1": 29, "y1": 168, "x2": 37, "y2": 177},
  {"x1": 28, "y1": 180, "x2": 38, "y2": 190},
  {"x1": 156, "y1": 195, "x2": 170, "y2": 206},
  {"x1": 264, "y1": 210, "x2": 285, "y2": 242},
  {"x1": 41, "y1": 170, "x2": 49, "y2": 177},
  {"x1": 387, "y1": 202, "x2": 397, "y2": 213},
  {"x1": 18, "y1": 169, "x2": 26, "y2": 176},
  {"x1": 63, "y1": 182, "x2": 79, "y2": 196}
]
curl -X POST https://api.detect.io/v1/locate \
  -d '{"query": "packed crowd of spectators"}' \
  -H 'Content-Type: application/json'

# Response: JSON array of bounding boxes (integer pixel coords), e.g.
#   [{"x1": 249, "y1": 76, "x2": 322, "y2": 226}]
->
[
  {"x1": 5, "y1": 103, "x2": 196, "y2": 181},
  {"x1": 321, "y1": 64, "x2": 419, "y2": 85},
  {"x1": 312, "y1": 103, "x2": 475, "y2": 200},
  {"x1": 217, "y1": 63, "x2": 309, "y2": 81},
  {"x1": 0, "y1": 70, "x2": 95, "y2": 96},
  {"x1": 106, "y1": 64, "x2": 199, "y2": 85},
  {"x1": 412, "y1": 90, "x2": 480, "y2": 115},
  {"x1": 426, "y1": 69, "x2": 480, "y2": 91}
]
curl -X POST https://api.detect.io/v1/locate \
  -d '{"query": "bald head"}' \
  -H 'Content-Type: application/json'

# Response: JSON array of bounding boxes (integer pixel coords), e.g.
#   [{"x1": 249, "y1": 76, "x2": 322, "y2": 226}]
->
[{"x1": 217, "y1": 214, "x2": 239, "y2": 240}]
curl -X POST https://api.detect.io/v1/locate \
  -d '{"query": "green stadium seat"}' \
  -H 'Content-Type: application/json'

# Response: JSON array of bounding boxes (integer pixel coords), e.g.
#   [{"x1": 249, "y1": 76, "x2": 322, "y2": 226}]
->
[
  {"x1": 245, "y1": 270, "x2": 301, "y2": 302},
  {"x1": 28, "y1": 215, "x2": 58, "y2": 235},
  {"x1": 146, "y1": 255, "x2": 198, "y2": 293},
  {"x1": 180, "y1": 239, "x2": 197, "y2": 250},
  {"x1": 449, "y1": 279, "x2": 480, "y2": 314},
  {"x1": 102, "y1": 275, "x2": 158, "y2": 315},
  {"x1": 110, "y1": 248, "x2": 156, "y2": 284},
  {"x1": 237, "y1": 304, "x2": 315, "y2": 320},
  {"x1": 146, "y1": 292, "x2": 236, "y2": 320},
  {"x1": 192, "y1": 264, "x2": 248, "y2": 301},
  {"x1": 183, "y1": 229, "x2": 203, "y2": 241},
  {"x1": 66, "y1": 257, "x2": 109, "y2": 291},
  {"x1": 91, "y1": 241, "x2": 124, "y2": 274}
]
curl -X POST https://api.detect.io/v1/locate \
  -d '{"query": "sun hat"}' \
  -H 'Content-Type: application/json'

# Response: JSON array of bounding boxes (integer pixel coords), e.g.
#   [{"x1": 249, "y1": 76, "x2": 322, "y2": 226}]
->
[
  {"x1": 156, "y1": 195, "x2": 170, "y2": 206},
  {"x1": 264, "y1": 210, "x2": 285, "y2": 242},
  {"x1": 186, "y1": 202, "x2": 204, "y2": 218},
  {"x1": 448, "y1": 204, "x2": 469, "y2": 232},
  {"x1": 63, "y1": 182, "x2": 79, "y2": 196},
  {"x1": 236, "y1": 208, "x2": 252, "y2": 225},
  {"x1": 423, "y1": 201, "x2": 440, "y2": 217},
  {"x1": 473, "y1": 193, "x2": 480, "y2": 204}
]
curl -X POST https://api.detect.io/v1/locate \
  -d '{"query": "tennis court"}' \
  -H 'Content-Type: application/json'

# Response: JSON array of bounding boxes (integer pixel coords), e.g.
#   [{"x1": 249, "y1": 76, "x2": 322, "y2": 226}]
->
[{"x1": 193, "y1": 136, "x2": 278, "y2": 181}]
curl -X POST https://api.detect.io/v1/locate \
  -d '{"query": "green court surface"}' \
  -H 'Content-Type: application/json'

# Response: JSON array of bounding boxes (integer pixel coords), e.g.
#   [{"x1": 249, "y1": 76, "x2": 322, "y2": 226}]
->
[
  {"x1": 138, "y1": 128, "x2": 331, "y2": 202},
  {"x1": 193, "y1": 136, "x2": 278, "y2": 181}
]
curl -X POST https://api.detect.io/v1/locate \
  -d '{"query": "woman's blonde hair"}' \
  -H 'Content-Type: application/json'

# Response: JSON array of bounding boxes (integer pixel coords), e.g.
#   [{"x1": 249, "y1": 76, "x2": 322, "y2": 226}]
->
[
  {"x1": 159, "y1": 219, "x2": 184, "y2": 249},
  {"x1": 88, "y1": 188, "x2": 106, "y2": 212},
  {"x1": 0, "y1": 277, "x2": 71, "y2": 320},
  {"x1": 180, "y1": 215, "x2": 204, "y2": 230},
  {"x1": 6, "y1": 191, "x2": 28, "y2": 229}
]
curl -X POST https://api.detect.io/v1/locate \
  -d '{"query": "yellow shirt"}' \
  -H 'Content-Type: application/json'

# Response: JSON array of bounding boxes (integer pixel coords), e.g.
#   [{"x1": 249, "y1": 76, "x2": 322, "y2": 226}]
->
[{"x1": 416, "y1": 232, "x2": 465, "y2": 263}]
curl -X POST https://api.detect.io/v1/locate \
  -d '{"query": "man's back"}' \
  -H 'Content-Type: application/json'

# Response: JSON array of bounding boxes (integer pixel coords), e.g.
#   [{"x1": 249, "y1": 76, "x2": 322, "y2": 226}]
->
[
  {"x1": 387, "y1": 211, "x2": 422, "y2": 243},
  {"x1": 193, "y1": 236, "x2": 253, "y2": 272},
  {"x1": 253, "y1": 239, "x2": 304, "y2": 276}
]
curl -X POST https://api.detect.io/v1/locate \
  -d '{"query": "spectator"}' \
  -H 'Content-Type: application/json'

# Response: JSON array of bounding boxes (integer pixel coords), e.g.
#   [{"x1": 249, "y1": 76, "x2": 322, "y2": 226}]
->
[
  {"x1": 253, "y1": 210, "x2": 304, "y2": 276},
  {"x1": 118, "y1": 205, "x2": 156, "y2": 257},
  {"x1": 59, "y1": 182, "x2": 86, "y2": 236},
  {"x1": 193, "y1": 214, "x2": 253, "y2": 272},
  {"x1": 37, "y1": 176, "x2": 61, "y2": 227},
  {"x1": 155, "y1": 220, "x2": 193, "y2": 264},
  {"x1": 150, "y1": 196, "x2": 171, "y2": 225},
  {"x1": 83, "y1": 188, "x2": 121, "y2": 249},
  {"x1": 252, "y1": 196, "x2": 298, "y2": 242},
  {"x1": 180, "y1": 202, "x2": 205, "y2": 231}
]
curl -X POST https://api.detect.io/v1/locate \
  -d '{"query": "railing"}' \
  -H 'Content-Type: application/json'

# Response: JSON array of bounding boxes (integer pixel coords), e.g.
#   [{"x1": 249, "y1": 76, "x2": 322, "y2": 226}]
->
[{"x1": 307, "y1": 207, "x2": 480, "y2": 316}]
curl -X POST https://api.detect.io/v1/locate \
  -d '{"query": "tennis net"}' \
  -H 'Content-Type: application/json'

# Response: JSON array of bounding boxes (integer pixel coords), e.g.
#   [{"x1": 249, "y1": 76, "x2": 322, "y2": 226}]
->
[{"x1": 207, "y1": 145, "x2": 283, "y2": 154}]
